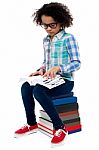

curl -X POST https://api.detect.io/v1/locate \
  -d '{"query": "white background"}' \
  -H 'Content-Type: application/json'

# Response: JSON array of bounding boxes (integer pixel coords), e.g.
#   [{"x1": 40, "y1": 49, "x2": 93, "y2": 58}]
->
[{"x1": 0, "y1": 0, "x2": 99, "y2": 149}]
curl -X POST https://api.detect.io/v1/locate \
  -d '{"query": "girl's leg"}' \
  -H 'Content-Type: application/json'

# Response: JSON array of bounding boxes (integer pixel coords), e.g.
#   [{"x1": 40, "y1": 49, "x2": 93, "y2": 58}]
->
[
  {"x1": 33, "y1": 80, "x2": 74, "y2": 129},
  {"x1": 47, "y1": 79, "x2": 74, "y2": 98},
  {"x1": 21, "y1": 82, "x2": 37, "y2": 126}
]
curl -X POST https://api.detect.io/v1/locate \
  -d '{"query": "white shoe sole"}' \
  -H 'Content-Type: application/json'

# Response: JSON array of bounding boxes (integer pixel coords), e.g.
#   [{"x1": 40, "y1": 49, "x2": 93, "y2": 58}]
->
[
  {"x1": 51, "y1": 132, "x2": 68, "y2": 148},
  {"x1": 14, "y1": 128, "x2": 38, "y2": 138},
  {"x1": 51, "y1": 140, "x2": 65, "y2": 148}
]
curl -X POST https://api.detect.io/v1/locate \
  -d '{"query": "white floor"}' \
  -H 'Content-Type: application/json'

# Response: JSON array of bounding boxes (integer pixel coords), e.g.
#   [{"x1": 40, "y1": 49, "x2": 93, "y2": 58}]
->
[{"x1": 1, "y1": 121, "x2": 99, "y2": 150}]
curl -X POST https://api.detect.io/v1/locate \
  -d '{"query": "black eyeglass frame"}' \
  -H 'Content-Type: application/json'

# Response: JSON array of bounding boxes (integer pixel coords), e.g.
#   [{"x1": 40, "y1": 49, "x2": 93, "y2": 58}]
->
[{"x1": 41, "y1": 22, "x2": 57, "y2": 29}]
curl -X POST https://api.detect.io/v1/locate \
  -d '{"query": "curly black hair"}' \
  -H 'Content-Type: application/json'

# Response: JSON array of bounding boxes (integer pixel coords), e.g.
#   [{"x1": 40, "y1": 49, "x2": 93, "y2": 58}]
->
[{"x1": 32, "y1": 2, "x2": 73, "y2": 28}]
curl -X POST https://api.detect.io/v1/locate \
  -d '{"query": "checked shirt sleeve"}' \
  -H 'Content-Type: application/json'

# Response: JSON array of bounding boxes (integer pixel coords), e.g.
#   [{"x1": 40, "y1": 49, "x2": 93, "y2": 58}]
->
[{"x1": 60, "y1": 34, "x2": 81, "y2": 73}]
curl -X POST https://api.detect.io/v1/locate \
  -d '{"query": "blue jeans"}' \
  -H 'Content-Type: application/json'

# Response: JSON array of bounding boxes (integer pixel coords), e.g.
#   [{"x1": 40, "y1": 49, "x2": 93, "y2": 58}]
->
[{"x1": 21, "y1": 79, "x2": 74, "y2": 130}]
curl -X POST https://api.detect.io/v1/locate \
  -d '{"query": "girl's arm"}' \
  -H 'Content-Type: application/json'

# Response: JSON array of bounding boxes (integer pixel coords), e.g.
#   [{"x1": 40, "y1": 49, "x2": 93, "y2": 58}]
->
[{"x1": 60, "y1": 34, "x2": 81, "y2": 73}]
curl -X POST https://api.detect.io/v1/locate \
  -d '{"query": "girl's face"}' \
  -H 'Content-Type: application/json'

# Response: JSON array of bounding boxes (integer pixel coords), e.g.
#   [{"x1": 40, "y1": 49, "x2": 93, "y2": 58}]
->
[{"x1": 41, "y1": 15, "x2": 61, "y2": 39}]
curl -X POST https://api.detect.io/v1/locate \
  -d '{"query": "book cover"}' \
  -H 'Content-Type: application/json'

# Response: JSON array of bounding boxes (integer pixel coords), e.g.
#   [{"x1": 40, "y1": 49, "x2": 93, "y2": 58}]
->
[
  {"x1": 53, "y1": 96, "x2": 77, "y2": 106},
  {"x1": 51, "y1": 92, "x2": 74, "y2": 99},
  {"x1": 55, "y1": 103, "x2": 79, "y2": 113},
  {"x1": 39, "y1": 116, "x2": 81, "y2": 125},
  {"x1": 38, "y1": 123, "x2": 82, "y2": 136},
  {"x1": 39, "y1": 109, "x2": 80, "y2": 122}
]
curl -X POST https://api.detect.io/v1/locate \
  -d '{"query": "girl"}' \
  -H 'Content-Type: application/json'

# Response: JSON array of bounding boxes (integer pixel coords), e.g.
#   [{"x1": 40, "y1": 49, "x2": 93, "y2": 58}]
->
[{"x1": 14, "y1": 2, "x2": 81, "y2": 146}]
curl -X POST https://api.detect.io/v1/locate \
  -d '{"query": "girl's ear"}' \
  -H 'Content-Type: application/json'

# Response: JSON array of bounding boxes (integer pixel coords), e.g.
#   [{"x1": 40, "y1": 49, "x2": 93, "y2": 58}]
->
[
  {"x1": 61, "y1": 26, "x2": 64, "y2": 30},
  {"x1": 60, "y1": 23, "x2": 64, "y2": 29}
]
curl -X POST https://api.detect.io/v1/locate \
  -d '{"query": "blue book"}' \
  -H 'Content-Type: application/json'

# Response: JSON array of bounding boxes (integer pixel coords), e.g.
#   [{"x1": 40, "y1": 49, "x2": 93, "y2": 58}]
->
[
  {"x1": 52, "y1": 92, "x2": 74, "y2": 99},
  {"x1": 53, "y1": 96, "x2": 77, "y2": 106},
  {"x1": 68, "y1": 128, "x2": 81, "y2": 134}
]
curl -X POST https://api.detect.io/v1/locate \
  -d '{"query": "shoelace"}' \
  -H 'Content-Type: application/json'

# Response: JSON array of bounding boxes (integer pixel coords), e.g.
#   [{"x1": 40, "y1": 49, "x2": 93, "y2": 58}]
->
[
  {"x1": 21, "y1": 124, "x2": 30, "y2": 130},
  {"x1": 54, "y1": 129, "x2": 67, "y2": 137}
]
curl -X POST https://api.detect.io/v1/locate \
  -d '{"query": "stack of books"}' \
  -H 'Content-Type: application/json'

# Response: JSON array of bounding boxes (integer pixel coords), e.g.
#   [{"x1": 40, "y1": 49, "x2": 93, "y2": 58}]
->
[{"x1": 38, "y1": 92, "x2": 82, "y2": 137}]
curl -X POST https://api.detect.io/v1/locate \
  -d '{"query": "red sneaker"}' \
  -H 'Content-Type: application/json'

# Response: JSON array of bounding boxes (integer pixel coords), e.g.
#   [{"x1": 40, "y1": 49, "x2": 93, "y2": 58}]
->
[
  {"x1": 14, "y1": 124, "x2": 38, "y2": 138},
  {"x1": 51, "y1": 126, "x2": 67, "y2": 146}
]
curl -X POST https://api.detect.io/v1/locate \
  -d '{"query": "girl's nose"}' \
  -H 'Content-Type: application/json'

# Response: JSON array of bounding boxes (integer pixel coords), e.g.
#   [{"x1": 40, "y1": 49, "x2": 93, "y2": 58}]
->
[{"x1": 46, "y1": 26, "x2": 52, "y2": 31}]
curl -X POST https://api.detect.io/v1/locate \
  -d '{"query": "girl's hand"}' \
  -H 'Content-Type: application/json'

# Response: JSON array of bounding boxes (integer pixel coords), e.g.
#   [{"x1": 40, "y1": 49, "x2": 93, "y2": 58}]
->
[
  {"x1": 29, "y1": 69, "x2": 43, "y2": 77},
  {"x1": 43, "y1": 66, "x2": 60, "y2": 79}
]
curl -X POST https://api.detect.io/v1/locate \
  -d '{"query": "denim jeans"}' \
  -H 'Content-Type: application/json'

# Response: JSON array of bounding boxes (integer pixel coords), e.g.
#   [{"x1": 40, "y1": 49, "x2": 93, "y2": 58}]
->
[{"x1": 21, "y1": 79, "x2": 74, "y2": 130}]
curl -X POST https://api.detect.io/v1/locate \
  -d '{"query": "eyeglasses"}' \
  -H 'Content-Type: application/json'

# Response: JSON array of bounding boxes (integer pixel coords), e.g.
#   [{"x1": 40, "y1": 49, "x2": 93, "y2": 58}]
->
[{"x1": 41, "y1": 22, "x2": 57, "y2": 29}]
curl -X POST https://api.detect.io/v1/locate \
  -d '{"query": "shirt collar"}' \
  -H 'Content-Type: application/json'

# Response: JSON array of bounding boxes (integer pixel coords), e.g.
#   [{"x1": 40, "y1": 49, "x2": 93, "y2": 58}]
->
[
  {"x1": 46, "y1": 29, "x2": 66, "y2": 41},
  {"x1": 55, "y1": 29, "x2": 65, "y2": 40}
]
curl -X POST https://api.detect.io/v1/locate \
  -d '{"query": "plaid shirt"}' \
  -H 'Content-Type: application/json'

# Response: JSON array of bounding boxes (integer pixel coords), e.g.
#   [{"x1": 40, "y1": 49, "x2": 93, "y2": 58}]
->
[{"x1": 39, "y1": 30, "x2": 81, "y2": 81}]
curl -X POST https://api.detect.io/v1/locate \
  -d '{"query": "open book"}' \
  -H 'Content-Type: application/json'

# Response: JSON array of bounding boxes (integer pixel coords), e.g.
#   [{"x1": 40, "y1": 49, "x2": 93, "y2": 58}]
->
[{"x1": 19, "y1": 75, "x2": 65, "y2": 89}]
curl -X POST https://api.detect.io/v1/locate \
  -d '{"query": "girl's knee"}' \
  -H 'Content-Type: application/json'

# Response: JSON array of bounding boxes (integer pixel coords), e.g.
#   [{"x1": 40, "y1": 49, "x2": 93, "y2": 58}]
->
[
  {"x1": 21, "y1": 82, "x2": 31, "y2": 94},
  {"x1": 33, "y1": 84, "x2": 44, "y2": 100}
]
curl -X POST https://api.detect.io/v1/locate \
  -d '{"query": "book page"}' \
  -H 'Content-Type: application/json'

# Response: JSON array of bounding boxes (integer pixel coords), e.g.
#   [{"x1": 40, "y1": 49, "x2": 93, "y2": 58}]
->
[{"x1": 19, "y1": 75, "x2": 65, "y2": 89}]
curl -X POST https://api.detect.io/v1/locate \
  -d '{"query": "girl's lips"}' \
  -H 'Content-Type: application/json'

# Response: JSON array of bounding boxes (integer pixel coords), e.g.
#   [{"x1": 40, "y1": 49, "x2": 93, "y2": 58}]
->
[{"x1": 47, "y1": 32, "x2": 53, "y2": 34}]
